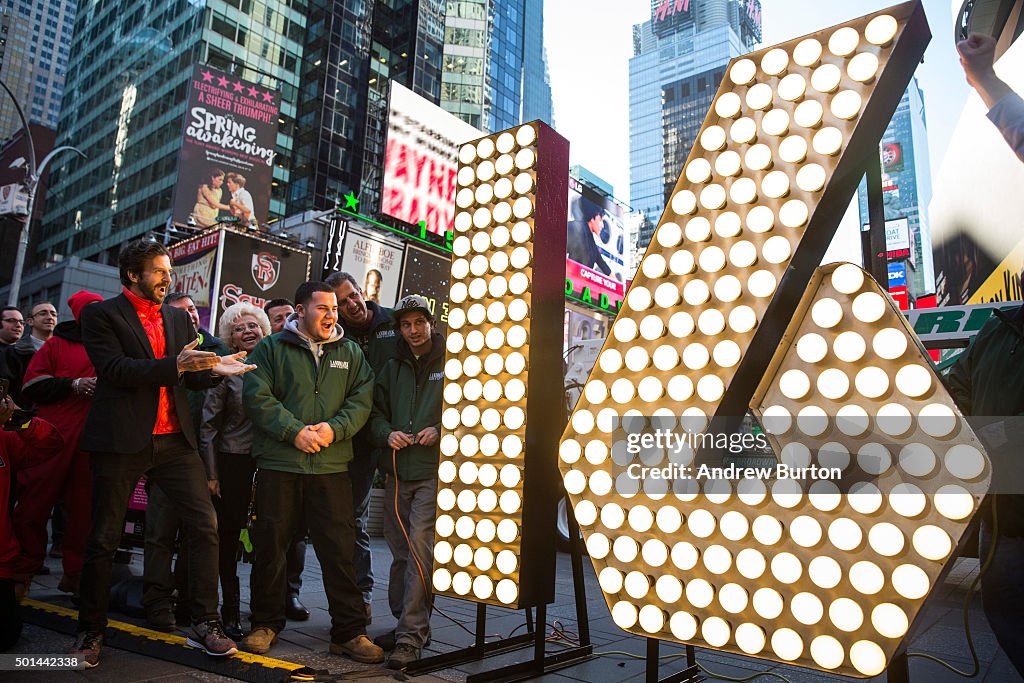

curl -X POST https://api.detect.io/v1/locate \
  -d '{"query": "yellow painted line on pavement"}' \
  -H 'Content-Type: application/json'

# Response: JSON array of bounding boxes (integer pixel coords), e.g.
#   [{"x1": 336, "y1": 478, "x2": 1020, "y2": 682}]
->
[{"x1": 23, "y1": 598, "x2": 310, "y2": 673}]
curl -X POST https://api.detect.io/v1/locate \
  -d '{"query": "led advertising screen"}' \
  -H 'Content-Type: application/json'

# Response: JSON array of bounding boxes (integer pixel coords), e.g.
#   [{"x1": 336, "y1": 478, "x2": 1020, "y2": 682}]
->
[
  {"x1": 398, "y1": 244, "x2": 452, "y2": 334},
  {"x1": 566, "y1": 177, "x2": 627, "y2": 311},
  {"x1": 380, "y1": 82, "x2": 482, "y2": 235},
  {"x1": 171, "y1": 64, "x2": 281, "y2": 230}
]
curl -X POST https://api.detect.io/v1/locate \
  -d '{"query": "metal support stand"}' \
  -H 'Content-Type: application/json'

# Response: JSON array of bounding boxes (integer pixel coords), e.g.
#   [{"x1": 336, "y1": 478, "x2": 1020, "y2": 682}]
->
[
  {"x1": 645, "y1": 638, "x2": 702, "y2": 683},
  {"x1": 886, "y1": 647, "x2": 910, "y2": 683},
  {"x1": 862, "y1": 151, "x2": 888, "y2": 284},
  {"x1": 404, "y1": 503, "x2": 593, "y2": 682}
]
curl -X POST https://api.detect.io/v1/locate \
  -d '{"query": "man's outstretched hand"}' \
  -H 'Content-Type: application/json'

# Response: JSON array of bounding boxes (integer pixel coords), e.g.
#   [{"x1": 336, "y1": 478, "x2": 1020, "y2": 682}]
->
[
  {"x1": 177, "y1": 338, "x2": 220, "y2": 373},
  {"x1": 210, "y1": 351, "x2": 257, "y2": 376}
]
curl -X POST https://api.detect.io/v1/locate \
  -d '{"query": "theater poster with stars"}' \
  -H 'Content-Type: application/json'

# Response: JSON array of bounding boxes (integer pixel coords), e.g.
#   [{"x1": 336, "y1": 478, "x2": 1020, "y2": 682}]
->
[{"x1": 170, "y1": 64, "x2": 281, "y2": 230}]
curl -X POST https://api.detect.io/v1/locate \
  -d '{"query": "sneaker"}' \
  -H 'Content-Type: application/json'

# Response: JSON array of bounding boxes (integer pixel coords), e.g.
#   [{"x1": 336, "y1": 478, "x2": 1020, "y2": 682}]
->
[
  {"x1": 330, "y1": 634, "x2": 385, "y2": 664},
  {"x1": 71, "y1": 630, "x2": 103, "y2": 668},
  {"x1": 146, "y1": 606, "x2": 176, "y2": 632},
  {"x1": 240, "y1": 626, "x2": 278, "y2": 654},
  {"x1": 186, "y1": 620, "x2": 238, "y2": 656},
  {"x1": 387, "y1": 642, "x2": 421, "y2": 670}
]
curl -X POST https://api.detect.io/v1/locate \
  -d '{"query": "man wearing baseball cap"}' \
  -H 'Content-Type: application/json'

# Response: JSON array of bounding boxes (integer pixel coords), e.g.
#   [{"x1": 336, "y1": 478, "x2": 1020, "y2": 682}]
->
[{"x1": 367, "y1": 294, "x2": 445, "y2": 669}]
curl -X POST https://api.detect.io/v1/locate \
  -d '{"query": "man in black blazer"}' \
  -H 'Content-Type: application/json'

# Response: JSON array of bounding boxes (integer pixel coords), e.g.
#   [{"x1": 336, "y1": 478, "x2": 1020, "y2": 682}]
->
[{"x1": 70, "y1": 239, "x2": 253, "y2": 668}]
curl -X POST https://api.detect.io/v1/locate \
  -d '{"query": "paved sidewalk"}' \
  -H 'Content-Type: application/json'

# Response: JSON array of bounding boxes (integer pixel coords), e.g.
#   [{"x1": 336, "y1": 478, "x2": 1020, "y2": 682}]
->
[{"x1": 10, "y1": 537, "x2": 1023, "y2": 682}]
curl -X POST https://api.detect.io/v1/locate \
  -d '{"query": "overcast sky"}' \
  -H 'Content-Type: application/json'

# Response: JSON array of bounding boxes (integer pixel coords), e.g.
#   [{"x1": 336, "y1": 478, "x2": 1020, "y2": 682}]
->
[{"x1": 545, "y1": 0, "x2": 970, "y2": 206}]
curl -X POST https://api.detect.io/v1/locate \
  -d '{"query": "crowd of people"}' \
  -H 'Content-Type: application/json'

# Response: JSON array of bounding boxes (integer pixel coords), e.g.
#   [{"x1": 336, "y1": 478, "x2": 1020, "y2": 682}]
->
[{"x1": 0, "y1": 238, "x2": 445, "y2": 671}]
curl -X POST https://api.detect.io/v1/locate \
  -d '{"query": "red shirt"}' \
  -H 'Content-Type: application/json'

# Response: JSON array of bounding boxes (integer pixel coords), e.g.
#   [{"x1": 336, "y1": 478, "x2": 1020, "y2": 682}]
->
[{"x1": 123, "y1": 286, "x2": 181, "y2": 435}]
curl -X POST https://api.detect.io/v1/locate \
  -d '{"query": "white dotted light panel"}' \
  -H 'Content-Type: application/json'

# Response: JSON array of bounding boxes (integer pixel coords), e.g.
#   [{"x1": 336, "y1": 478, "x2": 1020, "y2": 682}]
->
[
  {"x1": 557, "y1": 3, "x2": 967, "y2": 677},
  {"x1": 745, "y1": 263, "x2": 989, "y2": 676},
  {"x1": 433, "y1": 122, "x2": 567, "y2": 608}
]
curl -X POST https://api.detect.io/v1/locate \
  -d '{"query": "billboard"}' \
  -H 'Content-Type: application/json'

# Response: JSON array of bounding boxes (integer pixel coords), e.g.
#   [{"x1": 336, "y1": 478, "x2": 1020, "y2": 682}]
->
[
  {"x1": 881, "y1": 142, "x2": 904, "y2": 172},
  {"x1": 887, "y1": 261, "x2": 907, "y2": 288},
  {"x1": 170, "y1": 228, "x2": 311, "y2": 332},
  {"x1": 566, "y1": 177, "x2": 627, "y2": 311},
  {"x1": 381, "y1": 82, "x2": 482, "y2": 235},
  {"x1": 171, "y1": 64, "x2": 281, "y2": 230},
  {"x1": 398, "y1": 244, "x2": 452, "y2": 334},
  {"x1": 339, "y1": 227, "x2": 405, "y2": 308},
  {"x1": 217, "y1": 230, "x2": 311, "y2": 324},
  {"x1": 738, "y1": 0, "x2": 762, "y2": 42},
  {"x1": 170, "y1": 231, "x2": 221, "y2": 331},
  {"x1": 884, "y1": 217, "x2": 910, "y2": 250},
  {"x1": 653, "y1": 0, "x2": 693, "y2": 22}
]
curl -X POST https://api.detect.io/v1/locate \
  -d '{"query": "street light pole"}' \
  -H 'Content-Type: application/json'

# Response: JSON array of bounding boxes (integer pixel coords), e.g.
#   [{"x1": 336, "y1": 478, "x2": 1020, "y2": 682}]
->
[{"x1": 0, "y1": 77, "x2": 86, "y2": 306}]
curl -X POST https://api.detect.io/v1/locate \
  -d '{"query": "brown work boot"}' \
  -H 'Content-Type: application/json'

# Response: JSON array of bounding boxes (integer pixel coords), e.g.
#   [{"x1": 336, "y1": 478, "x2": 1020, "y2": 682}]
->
[
  {"x1": 330, "y1": 634, "x2": 385, "y2": 663},
  {"x1": 186, "y1": 619, "x2": 238, "y2": 656},
  {"x1": 241, "y1": 626, "x2": 278, "y2": 654},
  {"x1": 71, "y1": 630, "x2": 103, "y2": 668}
]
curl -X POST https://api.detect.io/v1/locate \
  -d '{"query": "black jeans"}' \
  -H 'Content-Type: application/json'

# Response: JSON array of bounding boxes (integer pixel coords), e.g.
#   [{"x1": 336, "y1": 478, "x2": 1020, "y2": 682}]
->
[
  {"x1": 78, "y1": 433, "x2": 220, "y2": 632},
  {"x1": 249, "y1": 469, "x2": 364, "y2": 643},
  {"x1": 144, "y1": 452, "x2": 255, "y2": 615},
  {"x1": 142, "y1": 483, "x2": 188, "y2": 611}
]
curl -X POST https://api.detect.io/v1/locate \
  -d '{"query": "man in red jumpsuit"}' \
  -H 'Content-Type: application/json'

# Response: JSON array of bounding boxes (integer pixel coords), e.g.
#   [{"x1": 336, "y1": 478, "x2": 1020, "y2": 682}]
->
[
  {"x1": 0, "y1": 394, "x2": 63, "y2": 650},
  {"x1": 14, "y1": 291, "x2": 103, "y2": 597}
]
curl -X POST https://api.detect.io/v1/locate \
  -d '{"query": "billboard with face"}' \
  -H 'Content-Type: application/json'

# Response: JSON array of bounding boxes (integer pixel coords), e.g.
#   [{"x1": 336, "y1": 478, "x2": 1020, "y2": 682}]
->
[
  {"x1": 339, "y1": 227, "x2": 405, "y2": 308},
  {"x1": 381, "y1": 82, "x2": 482, "y2": 235},
  {"x1": 566, "y1": 177, "x2": 627, "y2": 310},
  {"x1": 171, "y1": 64, "x2": 281, "y2": 230}
]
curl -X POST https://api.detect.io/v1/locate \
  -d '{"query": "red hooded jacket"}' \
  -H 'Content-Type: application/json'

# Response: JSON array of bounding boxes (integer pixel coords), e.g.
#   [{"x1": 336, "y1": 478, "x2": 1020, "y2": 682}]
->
[
  {"x1": 21, "y1": 291, "x2": 101, "y2": 438},
  {"x1": 21, "y1": 321, "x2": 95, "y2": 439},
  {"x1": 0, "y1": 419, "x2": 63, "y2": 578}
]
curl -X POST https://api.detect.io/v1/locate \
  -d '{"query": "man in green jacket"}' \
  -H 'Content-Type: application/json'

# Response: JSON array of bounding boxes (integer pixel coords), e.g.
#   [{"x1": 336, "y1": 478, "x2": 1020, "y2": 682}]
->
[
  {"x1": 240, "y1": 281, "x2": 383, "y2": 664},
  {"x1": 945, "y1": 300, "x2": 1024, "y2": 677},
  {"x1": 326, "y1": 270, "x2": 400, "y2": 624},
  {"x1": 368, "y1": 295, "x2": 444, "y2": 669}
]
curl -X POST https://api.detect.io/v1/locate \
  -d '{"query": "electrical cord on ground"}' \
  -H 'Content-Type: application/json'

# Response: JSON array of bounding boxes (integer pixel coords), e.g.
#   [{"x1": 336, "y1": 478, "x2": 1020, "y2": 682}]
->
[
  {"x1": 390, "y1": 448, "x2": 503, "y2": 642},
  {"x1": 906, "y1": 501, "x2": 999, "y2": 677},
  {"x1": 591, "y1": 648, "x2": 794, "y2": 683}
]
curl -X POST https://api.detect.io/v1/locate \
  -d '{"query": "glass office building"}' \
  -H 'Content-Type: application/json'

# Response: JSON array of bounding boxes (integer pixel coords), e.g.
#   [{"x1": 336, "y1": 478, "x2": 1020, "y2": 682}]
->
[
  {"x1": 441, "y1": 0, "x2": 551, "y2": 133},
  {"x1": 0, "y1": 0, "x2": 76, "y2": 140},
  {"x1": 39, "y1": 0, "x2": 306, "y2": 264},
  {"x1": 857, "y1": 78, "x2": 934, "y2": 299},
  {"x1": 630, "y1": 0, "x2": 760, "y2": 248}
]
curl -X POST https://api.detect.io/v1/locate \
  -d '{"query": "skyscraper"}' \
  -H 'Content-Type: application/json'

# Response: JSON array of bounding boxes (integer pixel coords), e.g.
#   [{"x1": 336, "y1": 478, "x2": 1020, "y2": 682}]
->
[
  {"x1": 440, "y1": 0, "x2": 552, "y2": 132},
  {"x1": 629, "y1": 0, "x2": 761, "y2": 248},
  {"x1": 39, "y1": 0, "x2": 305, "y2": 264},
  {"x1": 857, "y1": 78, "x2": 934, "y2": 301},
  {"x1": 0, "y1": 0, "x2": 76, "y2": 140}
]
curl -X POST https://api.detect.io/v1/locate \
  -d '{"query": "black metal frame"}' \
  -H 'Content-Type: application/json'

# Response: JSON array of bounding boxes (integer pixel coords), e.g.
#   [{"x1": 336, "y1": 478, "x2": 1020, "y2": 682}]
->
[
  {"x1": 645, "y1": 639, "x2": 703, "y2": 683},
  {"x1": 405, "y1": 504, "x2": 594, "y2": 682}
]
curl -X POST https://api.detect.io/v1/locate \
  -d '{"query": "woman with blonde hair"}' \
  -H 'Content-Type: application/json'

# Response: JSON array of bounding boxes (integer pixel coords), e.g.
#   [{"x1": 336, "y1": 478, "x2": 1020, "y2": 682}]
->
[{"x1": 199, "y1": 302, "x2": 271, "y2": 638}]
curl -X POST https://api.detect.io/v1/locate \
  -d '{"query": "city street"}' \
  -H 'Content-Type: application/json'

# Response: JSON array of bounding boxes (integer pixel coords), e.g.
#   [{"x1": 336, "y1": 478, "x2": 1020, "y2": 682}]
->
[{"x1": 8, "y1": 538, "x2": 1022, "y2": 683}]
